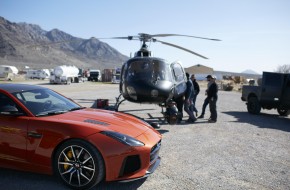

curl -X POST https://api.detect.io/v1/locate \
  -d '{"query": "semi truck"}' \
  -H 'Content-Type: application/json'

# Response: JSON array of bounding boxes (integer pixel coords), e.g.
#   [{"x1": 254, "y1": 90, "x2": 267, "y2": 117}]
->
[
  {"x1": 88, "y1": 69, "x2": 101, "y2": 82},
  {"x1": 112, "y1": 68, "x2": 121, "y2": 84},
  {"x1": 50, "y1": 65, "x2": 84, "y2": 84},
  {"x1": 241, "y1": 72, "x2": 290, "y2": 116}
]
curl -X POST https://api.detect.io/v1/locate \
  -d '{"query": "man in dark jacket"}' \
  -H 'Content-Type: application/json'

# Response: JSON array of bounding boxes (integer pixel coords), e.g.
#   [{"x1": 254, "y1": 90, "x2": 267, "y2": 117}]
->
[
  {"x1": 190, "y1": 74, "x2": 200, "y2": 116},
  {"x1": 197, "y1": 75, "x2": 212, "y2": 119},
  {"x1": 206, "y1": 75, "x2": 218, "y2": 123}
]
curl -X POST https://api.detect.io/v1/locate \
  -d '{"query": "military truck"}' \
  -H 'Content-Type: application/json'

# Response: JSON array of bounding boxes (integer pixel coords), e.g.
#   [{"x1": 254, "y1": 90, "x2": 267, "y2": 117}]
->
[{"x1": 241, "y1": 72, "x2": 290, "y2": 116}]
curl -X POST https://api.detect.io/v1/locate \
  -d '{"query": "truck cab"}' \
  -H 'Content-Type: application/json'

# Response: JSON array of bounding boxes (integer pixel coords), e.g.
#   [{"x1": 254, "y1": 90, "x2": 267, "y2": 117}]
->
[
  {"x1": 241, "y1": 72, "x2": 290, "y2": 116},
  {"x1": 88, "y1": 70, "x2": 101, "y2": 82}
]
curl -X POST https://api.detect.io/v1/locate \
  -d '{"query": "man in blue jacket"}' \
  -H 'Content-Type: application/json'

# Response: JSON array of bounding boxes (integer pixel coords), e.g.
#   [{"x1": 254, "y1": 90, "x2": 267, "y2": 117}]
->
[{"x1": 184, "y1": 73, "x2": 197, "y2": 123}]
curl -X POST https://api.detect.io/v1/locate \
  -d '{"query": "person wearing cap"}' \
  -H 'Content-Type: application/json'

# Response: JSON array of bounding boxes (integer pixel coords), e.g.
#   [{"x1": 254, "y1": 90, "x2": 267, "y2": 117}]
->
[{"x1": 206, "y1": 75, "x2": 218, "y2": 123}]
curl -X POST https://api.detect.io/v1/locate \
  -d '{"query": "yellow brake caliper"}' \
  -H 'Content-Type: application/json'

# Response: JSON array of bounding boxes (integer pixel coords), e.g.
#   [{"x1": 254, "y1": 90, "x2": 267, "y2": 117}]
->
[{"x1": 64, "y1": 150, "x2": 73, "y2": 170}]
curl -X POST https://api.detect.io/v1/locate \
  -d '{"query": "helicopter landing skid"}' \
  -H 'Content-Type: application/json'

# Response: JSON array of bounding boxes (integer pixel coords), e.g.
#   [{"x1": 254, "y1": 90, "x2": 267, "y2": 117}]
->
[{"x1": 114, "y1": 94, "x2": 126, "y2": 111}]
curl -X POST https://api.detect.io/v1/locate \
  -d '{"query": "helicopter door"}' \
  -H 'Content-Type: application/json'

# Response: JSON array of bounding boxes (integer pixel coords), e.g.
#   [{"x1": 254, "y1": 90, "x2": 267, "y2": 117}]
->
[{"x1": 171, "y1": 62, "x2": 187, "y2": 97}]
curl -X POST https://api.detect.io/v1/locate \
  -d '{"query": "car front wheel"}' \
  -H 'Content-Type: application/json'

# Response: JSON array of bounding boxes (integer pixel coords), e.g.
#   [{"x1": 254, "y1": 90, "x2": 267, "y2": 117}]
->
[{"x1": 54, "y1": 139, "x2": 105, "y2": 190}]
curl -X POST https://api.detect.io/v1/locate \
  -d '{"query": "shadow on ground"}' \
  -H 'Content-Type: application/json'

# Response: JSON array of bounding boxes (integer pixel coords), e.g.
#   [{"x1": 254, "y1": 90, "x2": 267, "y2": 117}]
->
[
  {"x1": 223, "y1": 111, "x2": 290, "y2": 132},
  {"x1": 0, "y1": 168, "x2": 147, "y2": 190}
]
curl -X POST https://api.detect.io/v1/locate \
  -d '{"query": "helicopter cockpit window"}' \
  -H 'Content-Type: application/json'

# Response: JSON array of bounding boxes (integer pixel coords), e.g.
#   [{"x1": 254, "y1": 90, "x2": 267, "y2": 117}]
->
[{"x1": 127, "y1": 60, "x2": 172, "y2": 82}]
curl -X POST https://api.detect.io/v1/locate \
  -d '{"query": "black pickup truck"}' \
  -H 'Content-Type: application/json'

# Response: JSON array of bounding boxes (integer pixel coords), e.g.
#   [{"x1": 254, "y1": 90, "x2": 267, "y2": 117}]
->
[{"x1": 241, "y1": 72, "x2": 290, "y2": 116}]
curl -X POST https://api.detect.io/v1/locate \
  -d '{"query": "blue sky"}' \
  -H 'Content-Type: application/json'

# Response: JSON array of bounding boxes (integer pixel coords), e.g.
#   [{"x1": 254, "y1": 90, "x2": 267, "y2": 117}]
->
[{"x1": 1, "y1": 0, "x2": 290, "y2": 74}]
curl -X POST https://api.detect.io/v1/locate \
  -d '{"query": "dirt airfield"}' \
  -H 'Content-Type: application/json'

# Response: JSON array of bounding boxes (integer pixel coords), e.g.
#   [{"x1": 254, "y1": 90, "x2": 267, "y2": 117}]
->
[{"x1": 0, "y1": 80, "x2": 289, "y2": 190}]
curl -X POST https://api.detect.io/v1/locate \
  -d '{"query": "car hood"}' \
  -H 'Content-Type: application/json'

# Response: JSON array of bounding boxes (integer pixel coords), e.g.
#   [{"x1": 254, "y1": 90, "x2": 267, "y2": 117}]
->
[{"x1": 47, "y1": 108, "x2": 154, "y2": 137}]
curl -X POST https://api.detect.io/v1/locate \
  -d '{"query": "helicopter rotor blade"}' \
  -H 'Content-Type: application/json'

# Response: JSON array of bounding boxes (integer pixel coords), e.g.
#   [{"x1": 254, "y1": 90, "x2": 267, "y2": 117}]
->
[
  {"x1": 154, "y1": 39, "x2": 209, "y2": 59},
  {"x1": 97, "y1": 36, "x2": 138, "y2": 40},
  {"x1": 148, "y1": 34, "x2": 221, "y2": 41}
]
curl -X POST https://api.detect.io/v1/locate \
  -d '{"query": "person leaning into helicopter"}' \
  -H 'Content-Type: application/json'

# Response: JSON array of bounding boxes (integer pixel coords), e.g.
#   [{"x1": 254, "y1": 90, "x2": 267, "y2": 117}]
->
[{"x1": 184, "y1": 73, "x2": 197, "y2": 123}]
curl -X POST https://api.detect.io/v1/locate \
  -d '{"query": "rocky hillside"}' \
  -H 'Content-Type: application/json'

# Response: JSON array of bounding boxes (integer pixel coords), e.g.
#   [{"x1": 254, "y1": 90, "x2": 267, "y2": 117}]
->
[{"x1": 0, "y1": 16, "x2": 128, "y2": 70}]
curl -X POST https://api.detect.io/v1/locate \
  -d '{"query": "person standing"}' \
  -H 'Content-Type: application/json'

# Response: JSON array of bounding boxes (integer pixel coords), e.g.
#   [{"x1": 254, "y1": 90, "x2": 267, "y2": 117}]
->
[
  {"x1": 197, "y1": 75, "x2": 213, "y2": 119},
  {"x1": 184, "y1": 73, "x2": 197, "y2": 123},
  {"x1": 206, "y1": 75, "x2": 218, "y2": 123},
  {"x1": 174, "y1": 95, "x2": 184, "y2": 123},
  {"x1": 190, "y1": 74, "x2": 200, "y2": 116}
]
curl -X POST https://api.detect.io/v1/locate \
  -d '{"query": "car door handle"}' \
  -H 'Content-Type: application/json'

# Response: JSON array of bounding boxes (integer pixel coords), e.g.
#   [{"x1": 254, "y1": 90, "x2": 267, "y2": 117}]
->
[{"x1": 28, "y1": 131, "x2": 43, "y2": 138}]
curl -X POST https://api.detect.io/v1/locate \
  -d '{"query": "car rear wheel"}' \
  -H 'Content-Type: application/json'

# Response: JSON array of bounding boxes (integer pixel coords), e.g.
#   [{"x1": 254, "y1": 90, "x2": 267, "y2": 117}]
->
[
  {"x1": 247, "y1": 97, "x2": 261, "y2": 114},
  {"x1": 277, "y1": 109, "x2": 289, "y2": 116},
  {"x1": 54, "y1": 139, "x2": 105, "y2": 190}
]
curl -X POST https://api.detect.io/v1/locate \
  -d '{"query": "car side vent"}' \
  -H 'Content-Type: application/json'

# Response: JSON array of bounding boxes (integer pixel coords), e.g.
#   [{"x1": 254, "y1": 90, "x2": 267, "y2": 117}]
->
[
  {"x1": 119, "y1": 155, "x2": 141, "y2": 177},
  {"x1": 84, "y1": 119, "x2": 109, "y2": 126}
]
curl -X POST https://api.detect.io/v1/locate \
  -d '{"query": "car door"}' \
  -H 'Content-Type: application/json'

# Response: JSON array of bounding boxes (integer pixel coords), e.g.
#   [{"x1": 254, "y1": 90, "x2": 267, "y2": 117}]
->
[
  {"x1": 280, "y1": 74, "x2": 290, "y2": 107},
  {"x1": 260, "y1": 72, "x2": 284, "y2": 106},
  {"x1": 0, "y1": 93, "x2": 28, "y2": 162}
]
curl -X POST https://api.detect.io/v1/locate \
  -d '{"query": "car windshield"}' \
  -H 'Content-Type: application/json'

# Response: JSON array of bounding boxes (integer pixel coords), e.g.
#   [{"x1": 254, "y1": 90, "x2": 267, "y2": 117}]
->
[
  {"x1": 126, "y1": 59, "x2": 172, "y2": 82},
  {"x1": 12, "y1": 88, "x2": 83, "y2": 116}
]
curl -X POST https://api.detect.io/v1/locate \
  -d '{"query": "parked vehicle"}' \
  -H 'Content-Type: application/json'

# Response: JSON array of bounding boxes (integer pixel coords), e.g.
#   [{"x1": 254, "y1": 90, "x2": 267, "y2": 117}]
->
[
  {"x1": 112, "y1": 68, "x2": 121, "y2": 84},
  {"x1": 241, "y1": 72, "x2": 290, "y2": 116},
  {"x1": 25, "y1": 69, "x2": 50, "y2": 80},
  {"x1": 0, "y1": 65, "x2": 18, "y2": 81},
  {"x1": 0, "y1": 83, "x2": 162, "y2": 189},
  {"x1": 50, "y1": 65, "x2": 84, "y2": 84},
  {"x1": 88, "y1": 69, "x2": 101, "y2": 82}
]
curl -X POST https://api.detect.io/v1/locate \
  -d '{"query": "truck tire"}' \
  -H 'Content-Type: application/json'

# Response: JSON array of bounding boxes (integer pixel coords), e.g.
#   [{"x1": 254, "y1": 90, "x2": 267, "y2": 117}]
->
[
  {"x1": 66, "y1": 78, "x2": 71, "y2": 85},
  {"x1": 277, "y1": 109, "x2": 290, "y2": 116},
  {"x1": 247, "y1": 97, "x2": 261, "y2": 114}
]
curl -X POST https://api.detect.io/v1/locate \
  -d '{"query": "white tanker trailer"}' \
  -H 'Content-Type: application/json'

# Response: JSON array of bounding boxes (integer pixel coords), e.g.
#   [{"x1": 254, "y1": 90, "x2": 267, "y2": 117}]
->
[{"x1": 50, "y1": 65, "x2": 84, "y2": 84}]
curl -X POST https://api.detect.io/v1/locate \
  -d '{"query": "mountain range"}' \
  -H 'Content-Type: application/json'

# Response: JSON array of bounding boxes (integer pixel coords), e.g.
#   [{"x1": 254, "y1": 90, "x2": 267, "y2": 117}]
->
[
  {"x1": 241, "y1": 69, "x2": 259, "y2": 75},
  {"x1": 0, "y1": 16, "x2": 128, "y2": 70}
]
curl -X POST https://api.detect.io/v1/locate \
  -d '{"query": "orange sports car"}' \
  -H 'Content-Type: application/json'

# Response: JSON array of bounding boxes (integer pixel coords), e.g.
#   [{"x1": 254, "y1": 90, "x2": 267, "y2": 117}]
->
[{"x1": 0, "y1": 84, "x2": 162, "y2": 189}]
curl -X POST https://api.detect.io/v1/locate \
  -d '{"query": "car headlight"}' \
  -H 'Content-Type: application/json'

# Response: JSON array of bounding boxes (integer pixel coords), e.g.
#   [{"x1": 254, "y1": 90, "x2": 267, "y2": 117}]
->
[{"x1": 101, "y1": 131, "x2": 144, "y2": 147}]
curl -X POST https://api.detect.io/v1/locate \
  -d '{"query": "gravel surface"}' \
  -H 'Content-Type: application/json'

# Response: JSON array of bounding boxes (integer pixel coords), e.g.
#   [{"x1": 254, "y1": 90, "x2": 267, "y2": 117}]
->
[{"x1": 0, "y1": 81, "x2": 289, "y2": 190}]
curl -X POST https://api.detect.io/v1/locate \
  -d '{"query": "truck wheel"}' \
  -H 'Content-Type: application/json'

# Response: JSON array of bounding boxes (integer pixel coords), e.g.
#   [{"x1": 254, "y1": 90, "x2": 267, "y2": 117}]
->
[
  {"x1": 247, "y1": 97, "x2": 261, "y2": 114},
  {"x1": 277, "y1": 109, "x2": 289, "y2": 116}
]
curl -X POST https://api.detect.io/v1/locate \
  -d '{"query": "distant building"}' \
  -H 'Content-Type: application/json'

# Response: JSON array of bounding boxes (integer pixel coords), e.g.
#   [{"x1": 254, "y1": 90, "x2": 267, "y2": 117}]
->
[{"x1": 184, "y1": 64, "x2": 214, "y2": 80}]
